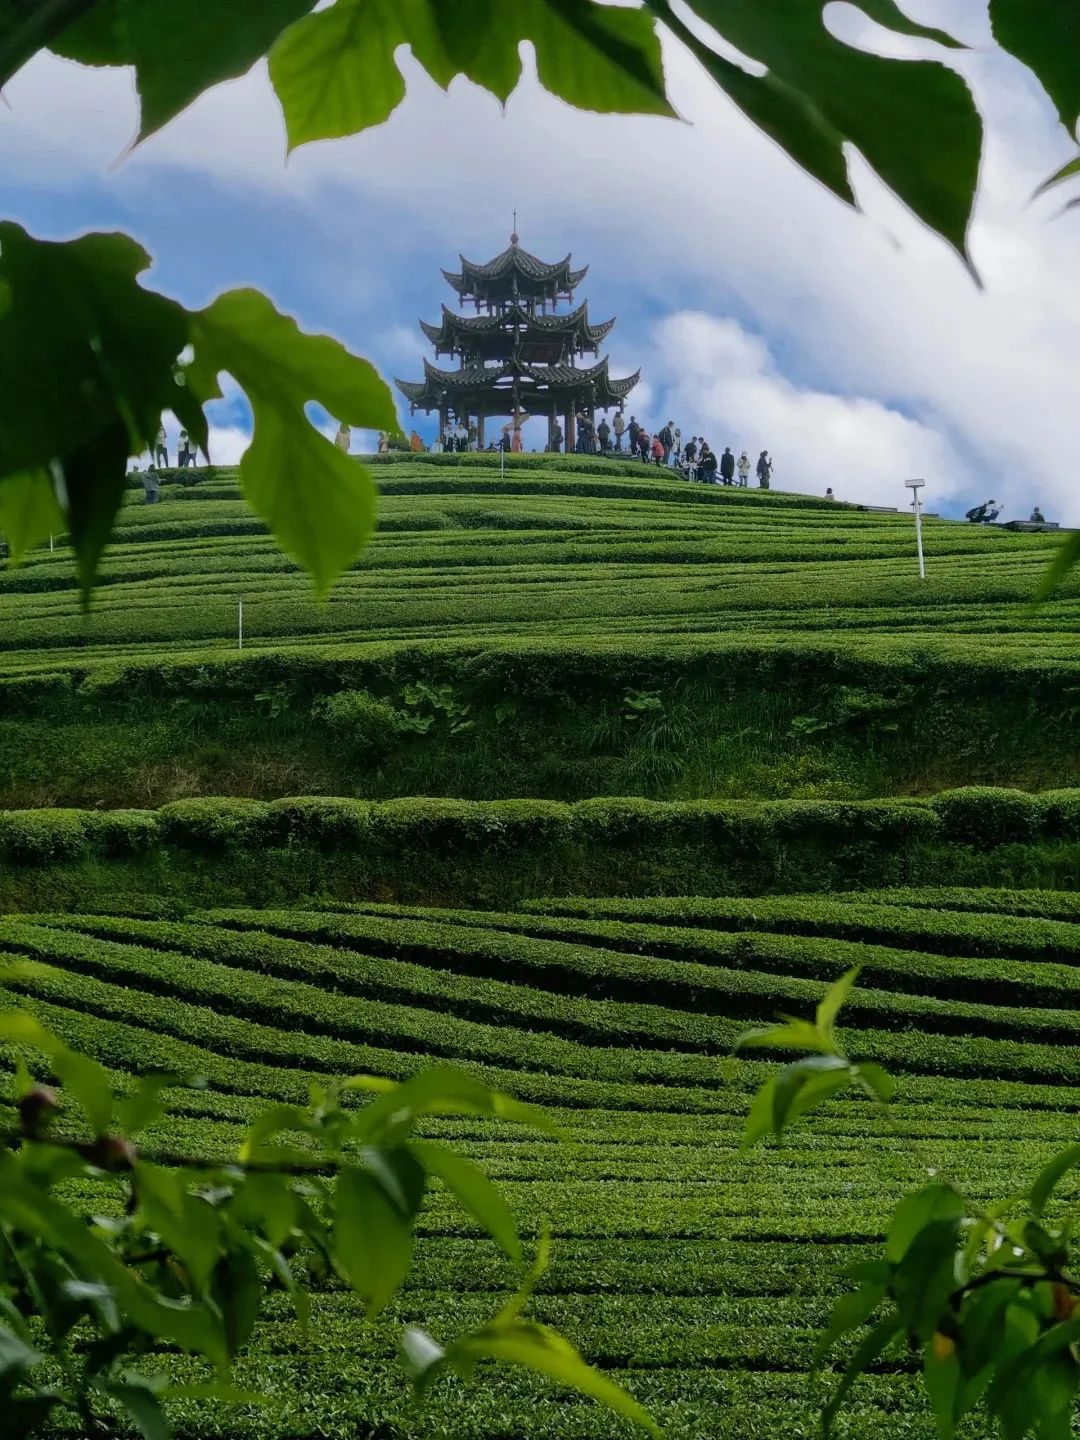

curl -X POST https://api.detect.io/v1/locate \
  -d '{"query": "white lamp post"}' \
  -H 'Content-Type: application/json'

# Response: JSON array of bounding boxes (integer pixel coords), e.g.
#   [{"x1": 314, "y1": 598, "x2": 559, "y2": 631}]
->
[{"x1": 904, "y1": 479, "x2": 926, "y2": 580}]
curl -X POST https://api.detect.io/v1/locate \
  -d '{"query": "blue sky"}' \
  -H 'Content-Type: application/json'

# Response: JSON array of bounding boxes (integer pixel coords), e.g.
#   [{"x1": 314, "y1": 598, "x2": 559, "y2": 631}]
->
[{"x1": 5, "y1": 2, "x2": 1080, "y2": 520}]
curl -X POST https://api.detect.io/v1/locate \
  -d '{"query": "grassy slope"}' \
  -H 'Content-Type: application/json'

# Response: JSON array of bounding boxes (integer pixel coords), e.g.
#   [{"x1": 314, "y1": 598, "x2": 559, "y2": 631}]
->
[
  {"x1": 1, "y1": 456, "x2": 1077, "y2": 806},
  {"x1": 4, "y1": 455, "x2": 1078, "y2": 1439},
  {"x1": 4, "y1": 895, "x2": 1079, "y2": 1440}
]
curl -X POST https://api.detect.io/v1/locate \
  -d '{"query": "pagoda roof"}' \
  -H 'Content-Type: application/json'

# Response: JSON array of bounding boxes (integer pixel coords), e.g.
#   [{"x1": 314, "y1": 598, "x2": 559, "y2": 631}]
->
[
  {"x1": 395, "y1": 356, "x2": 639, "y2": 412},
  {"x1": 442, "y1": 239, "x2": 587, "y2": 300},
  {"x1": 418, "y1": 302, "x2": 616, "y2": 354}
]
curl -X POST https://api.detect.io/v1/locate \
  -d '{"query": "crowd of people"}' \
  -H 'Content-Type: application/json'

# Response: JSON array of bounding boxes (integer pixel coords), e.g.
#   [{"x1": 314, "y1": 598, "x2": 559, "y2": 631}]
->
[{"x1": 394, "y1": 409, "x2": 778, "y2": 486}]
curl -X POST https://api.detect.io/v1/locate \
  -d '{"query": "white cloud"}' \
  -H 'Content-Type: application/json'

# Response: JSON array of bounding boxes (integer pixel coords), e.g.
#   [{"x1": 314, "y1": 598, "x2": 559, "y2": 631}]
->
[{"x1": 651, "y1": 312, "x2": 963, "y2": 506}]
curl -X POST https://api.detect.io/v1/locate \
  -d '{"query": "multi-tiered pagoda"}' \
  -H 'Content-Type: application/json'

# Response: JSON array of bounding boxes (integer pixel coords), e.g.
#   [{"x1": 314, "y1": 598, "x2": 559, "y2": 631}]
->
[{"x1": 395, "y1": 231, "x2": 639, "y2": 451}]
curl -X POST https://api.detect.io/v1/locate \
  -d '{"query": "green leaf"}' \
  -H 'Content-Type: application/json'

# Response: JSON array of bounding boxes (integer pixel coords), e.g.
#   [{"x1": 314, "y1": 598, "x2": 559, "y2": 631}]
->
[
  {"x1": 812, "y1": 1277, "x2": 890, "y2": 1370},
  {"x1": 741, "y1": 1076, "x2": 778, "y2": 1150},
  {"x1": 401, "y1": 1325, "x2": 446, "y2": 1391},
  {"x1": 116, "y1": 1072, "x2": 180, "y2": 1137},
  {"x1": 886, "y1": 1183, "x2": 965, "y2": 1264},
  {"x1": 822, "y1": 1313, "x2": 903, "y2": 1435},
  {"x1": 210, "y1": 1245, "x2": 261, "y2": 1358},
  {"x1": 1034, "y1": 153, "x2": 1080, "y2": 198},
  {"x1": 772, "y1": 1054, "x2": 851, "y2": 1133},
  {"x1": 923, "y1": 1334, "x2": 961, "y2": 1440},
  {"x1": 348, "y1": 1066, "x2": 557, "y2": 1143},
  {"x1": 187, "y1": 289, "x2": 395, "y2": 595},
  {"x1": 269, "y1": 0, "x2": 672, "y2": 152},
  {"x1": 133, "y1": 1163, "x2": 224, "y2": 1292},
  {"x1": 100, "y1": 1376, "x2": 168, "y2": 1440},
  {"x1": 333, "y1": 1149, "x2": 426, "y2": 1314},
  {"x1": 0, "y1": 1397, "x2": 61, "y2": 1439},
  {"x1": 446, "y1": 1318, "x2": 659, "y2": 1435},
  {"x1": 0, "y1": 1009, "x2": 114, "y2": 1135},
  {"x1": 735, "y1": 1017, "x2": 834, "y2": 1053},
  {"x1": 672, "y1": 0, "x2": 982, "y2": 267},
  {"x1": 0, "y1": 1328, "x2": 43, "y2": 1401},
  {"x1": 1035, "y1": 530, "x2": 1080, "y2": 600},
  {"x1": 1030, "y1": 1143, "x2": 1080, "y2": 1218},
  {"x1": 990, "y1": 1, "x2": 1080, "y2": 136},
  {"x1": 854, "y1": 1061, "x2": 895, "y2": 1104},
  {"x1": 0, "y1": 224, "x2": 190, "y2": 594},
  {"x1": 409, "y1": 1141, "x2": 521, "y2": 1264},
  {"x1": 52, "y1": 0, "x2": 317, "y2": 140},
  {"x1": 0, "y1": 470, "x2": 63, "y2": 564},
  {"x1": 815, "y1": 966, "x2": 860, "y2": 1034}
]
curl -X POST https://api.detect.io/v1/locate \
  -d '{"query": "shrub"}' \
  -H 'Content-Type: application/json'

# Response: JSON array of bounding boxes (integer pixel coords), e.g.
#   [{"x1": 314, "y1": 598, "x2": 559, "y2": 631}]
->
[
  {"x1": 314, "y1": 689, "x2": 405, "y2": 757},
  {"x1": 0, "y1": 809, "x2": 88, "y2": 862},
  {"x1": 930, "y1": 786, "x2": 1046, "y2": 845},
  {"x1": 157, "y1": 797, "x2": 272, "y2": 852}
]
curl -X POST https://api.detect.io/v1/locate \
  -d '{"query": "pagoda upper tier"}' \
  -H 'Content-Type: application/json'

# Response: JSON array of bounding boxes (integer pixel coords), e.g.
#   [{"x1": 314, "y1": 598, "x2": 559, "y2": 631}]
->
[
  {"x1": 443, "y1": 241, "x2": 587, "y2": 309},
  {"x1": 419, "y1": 301, "x2": 616, "y2": 365}
]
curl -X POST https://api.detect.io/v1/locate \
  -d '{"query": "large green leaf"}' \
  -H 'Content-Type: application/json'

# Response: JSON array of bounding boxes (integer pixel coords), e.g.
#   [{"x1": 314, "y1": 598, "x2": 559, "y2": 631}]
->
[
  {"x1": 51, "y1": 0, "x2": 317, "y2": 139},
  {"x1": 333, "y1": 1149, "x2": 426, "y2": 1314},
  {"x1": 659, "y1": 0, "x2": 981, "y2": 266},
  {"x1": 0, "y1": 225, "x2": 189, "y2": 592},
  {"x1": 270, "y1": 0, "x2": 673, "y2": 151},
  {"x1": 0, "y1": 470, "x2": 63, "y2": 565},
  {"x1": 186, "y1": 289, "x2": 396, "y2": 594},
  {"x1": 409, "y1": 1141, "x2": 521, "y2": 1264},
  {"x1": 990, "y1": 1, "x2": 1080, "y2": 136},
  {"x1": 446, "y1": 1318, "x2": 659, "y2": 1435}
]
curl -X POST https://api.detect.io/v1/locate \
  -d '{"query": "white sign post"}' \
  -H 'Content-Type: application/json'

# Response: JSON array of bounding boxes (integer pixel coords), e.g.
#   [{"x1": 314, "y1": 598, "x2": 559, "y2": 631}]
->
[{"x1": 905, "y1": 479, "x2": 926, "y2": 580}]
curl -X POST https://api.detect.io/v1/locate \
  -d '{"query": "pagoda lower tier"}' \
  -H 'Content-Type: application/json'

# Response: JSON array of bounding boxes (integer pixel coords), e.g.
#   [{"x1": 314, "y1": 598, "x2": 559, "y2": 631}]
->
[{"x1": 396, "y1": 357, "x2": 639, "y2": 448}]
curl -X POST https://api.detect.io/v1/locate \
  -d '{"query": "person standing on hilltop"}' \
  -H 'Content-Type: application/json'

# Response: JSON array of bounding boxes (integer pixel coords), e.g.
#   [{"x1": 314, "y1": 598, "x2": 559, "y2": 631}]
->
[
  {"x1": 720, "y1": 446, "x2": 735, "y2": 485},
  {"x1": 410, "y1": 429, "x2": 422, "y2": 452},
  {"x1": 683, "y1": 436, "x2": 698, "y2": 479},
  {"x1": 335, "y1": 422, "x2": 351, "y2": 453},
  {"x1": 627, "y1": 415, "x2": 639, "y2": 452},
  {"x1": 756, "y1": 450, "x2": 772, "y2": 488},
  {"x1": 597, "y1": 415, "x2": 611, "y2": 453},
  {"x1": 737, "y1": 451, "x2": 750, "y2": 486},
  {"x1": 154, "y1": 421, "x2": 168, "y2": 468},
  {"x1": 613, "y1": 410, "x2": 626, "y2": 451},
  {"x1": 658, "y1": 420, "x2": 674, "y2": 465}
]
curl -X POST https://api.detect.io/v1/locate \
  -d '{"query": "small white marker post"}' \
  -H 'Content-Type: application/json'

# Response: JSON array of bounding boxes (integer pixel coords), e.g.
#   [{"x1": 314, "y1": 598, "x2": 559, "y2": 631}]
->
[
  {"x1": 905, "y1": 479, "x2": 926, "y2": 580},
  {"x1": 49, "y1": 535, "x2": 54, "y2": 552},
  {"x1": 238, "y1": 597, "x2": 244, "y2": 651}
]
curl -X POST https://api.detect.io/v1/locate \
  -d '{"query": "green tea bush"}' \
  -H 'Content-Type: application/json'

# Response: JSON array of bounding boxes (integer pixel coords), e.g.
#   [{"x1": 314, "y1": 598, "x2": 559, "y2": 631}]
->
[{"x1": 315, "y1": 689, "x2": 406, "y2": 757}]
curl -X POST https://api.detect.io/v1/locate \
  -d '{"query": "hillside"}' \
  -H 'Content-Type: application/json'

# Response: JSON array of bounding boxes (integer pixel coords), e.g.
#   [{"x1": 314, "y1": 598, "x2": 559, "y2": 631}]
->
[
  {"x1": 2, "y1": 891, "x2": 1077, "y2": 1439},
  {"x1": 2, "y1": 455, "x2": 1077, "y2": 808},
  {"x1": 3, "y1": 452, "x2": 1079, "y2": 1440}
]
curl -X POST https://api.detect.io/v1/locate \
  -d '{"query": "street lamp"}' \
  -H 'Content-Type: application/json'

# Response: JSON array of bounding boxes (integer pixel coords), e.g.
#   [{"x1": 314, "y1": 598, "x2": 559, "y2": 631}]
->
[{"x1": 904, "y1": 478, "x2": 926, "y2": 580}]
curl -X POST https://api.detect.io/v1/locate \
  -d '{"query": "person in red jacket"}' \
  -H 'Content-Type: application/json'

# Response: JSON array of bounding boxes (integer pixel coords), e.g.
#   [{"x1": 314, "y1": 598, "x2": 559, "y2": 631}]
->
[{"x1": 650, "y1": 434, "x2": 664, "y2": 466}]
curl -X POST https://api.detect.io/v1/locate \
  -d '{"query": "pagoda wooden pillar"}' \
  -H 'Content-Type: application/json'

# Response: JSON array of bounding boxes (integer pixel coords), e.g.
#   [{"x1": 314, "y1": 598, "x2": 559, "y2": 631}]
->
[
  {"x1": 477, "y1": 414, "x2": 485, "y2": 448},
  {"x1": 565, "y1": 408, "x2": 575, "y2": 454}
]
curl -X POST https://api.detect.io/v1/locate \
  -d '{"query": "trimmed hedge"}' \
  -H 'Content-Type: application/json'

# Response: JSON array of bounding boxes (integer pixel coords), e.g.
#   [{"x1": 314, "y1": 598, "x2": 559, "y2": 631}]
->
[
  {"x1": 0, "y1": 789, "x2": 1076, "y2": 867},
  {"x1": 1, "y1": 791, "x2": 1079, "y2": 910}
]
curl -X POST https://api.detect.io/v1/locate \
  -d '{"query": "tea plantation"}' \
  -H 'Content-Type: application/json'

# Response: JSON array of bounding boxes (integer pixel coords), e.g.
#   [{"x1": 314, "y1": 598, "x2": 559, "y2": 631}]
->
[
  {"x1": 2, "y1": 455, "x2": 1078, "y2": 807},
  {"x1": 2, "y1": 454, "x2": 1078, "y2": 1439}
]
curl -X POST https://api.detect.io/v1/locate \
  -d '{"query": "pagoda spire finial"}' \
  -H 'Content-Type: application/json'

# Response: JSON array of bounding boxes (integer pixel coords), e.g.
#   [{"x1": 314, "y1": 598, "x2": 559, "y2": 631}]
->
[{"x1": 510, "y1": 209, "x2": 518, "y2": 245}]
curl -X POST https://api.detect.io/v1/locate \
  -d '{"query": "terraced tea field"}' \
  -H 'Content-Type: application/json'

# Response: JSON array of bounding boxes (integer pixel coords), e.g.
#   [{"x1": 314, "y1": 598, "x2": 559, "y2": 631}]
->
[
  {"x1": 3, "y1": 456, "x2": 1077, "y2": 807},
  {"x1": 2, "y1": 457, "x2": 1076, "y2": 674},
  {"x1": 2, "y1": 890, "x2": 1077, "y2": 1438},
  {"x1": 2, "y1": 453, "x2": 1078, "y2": 1438}
]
